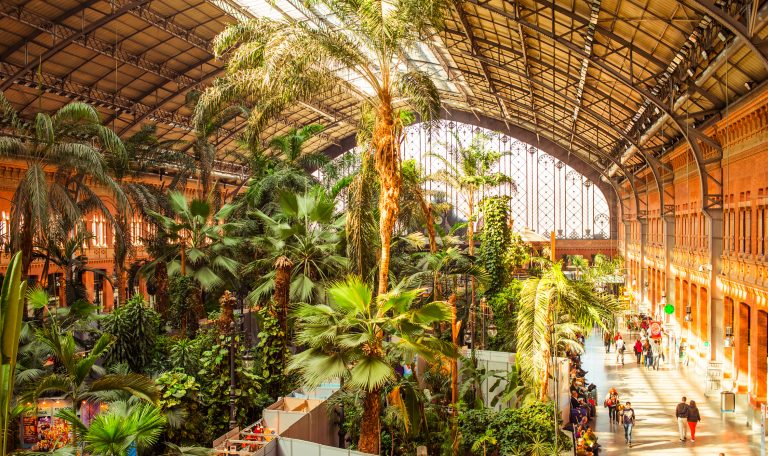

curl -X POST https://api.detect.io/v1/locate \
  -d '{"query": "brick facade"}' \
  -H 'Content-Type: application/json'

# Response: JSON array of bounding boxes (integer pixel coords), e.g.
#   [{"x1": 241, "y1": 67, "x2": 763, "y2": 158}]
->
[{"x1": 619, "y1": 83, "x2": 768, "y2": 408}]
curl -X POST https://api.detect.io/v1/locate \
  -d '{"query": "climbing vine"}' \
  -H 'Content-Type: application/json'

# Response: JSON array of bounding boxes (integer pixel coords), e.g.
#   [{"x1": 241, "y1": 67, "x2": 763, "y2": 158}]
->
[{"x1": 480, "y1": 197, "x2": 511, "y2": 296}]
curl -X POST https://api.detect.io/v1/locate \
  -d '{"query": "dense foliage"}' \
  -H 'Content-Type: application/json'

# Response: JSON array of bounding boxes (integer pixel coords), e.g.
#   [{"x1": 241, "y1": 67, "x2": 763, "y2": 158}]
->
[
  {"x1": 479, "y1": 197, "x2": 511, "y2": 296},
  {"x1": 102, "y1": 295, "x2": 161, "y2": 373},
  {"x1": 459, "y1": 402, "x2": 571, "y2": 455}
]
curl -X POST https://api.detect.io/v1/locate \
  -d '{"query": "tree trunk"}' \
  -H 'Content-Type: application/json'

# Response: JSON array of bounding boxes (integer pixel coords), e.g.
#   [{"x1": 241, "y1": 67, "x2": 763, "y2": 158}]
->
[
  {"x1": 539, "y1": 302, "x2": 555, "y2": 402},
  {"x1": 219, "y1": 290, "x2": 235, "y2": 331},
  {"x1": 155, "y1": 261, "x2": 169, "y2": 320},
  {"x1": 449, "y1": 294, "x2": 460, "y2": 456},
  {"x1": 358, "y1": 386, "x2": 382, "y2": 454},
  {"x1": 373, "y1": 98, "x2": 401, "y2": 296},
  {"x1": 273, "y1": 256, "x2": 293, "y2": 339}
]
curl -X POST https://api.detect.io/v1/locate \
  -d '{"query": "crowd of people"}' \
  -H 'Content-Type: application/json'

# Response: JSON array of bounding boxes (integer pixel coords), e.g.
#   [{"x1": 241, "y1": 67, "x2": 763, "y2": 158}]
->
[{"x1": 567, "y1": 337, "x2": 601, "y2": 456}]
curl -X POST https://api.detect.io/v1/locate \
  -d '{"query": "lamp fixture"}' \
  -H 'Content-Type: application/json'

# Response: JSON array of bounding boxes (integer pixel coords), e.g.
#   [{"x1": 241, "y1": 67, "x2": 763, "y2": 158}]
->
[
  {"x1": 488, "y1": 323, "x2": 498, "y2": 338},
  {"x1": 684, "y1": 305, "x2": 692, "y2": 322}
]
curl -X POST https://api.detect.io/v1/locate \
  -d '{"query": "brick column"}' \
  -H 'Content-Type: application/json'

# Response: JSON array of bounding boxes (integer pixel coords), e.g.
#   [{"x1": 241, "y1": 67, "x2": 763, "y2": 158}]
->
[{"x1": 736, "y1": 302, "x2": 750, "y2": 393}]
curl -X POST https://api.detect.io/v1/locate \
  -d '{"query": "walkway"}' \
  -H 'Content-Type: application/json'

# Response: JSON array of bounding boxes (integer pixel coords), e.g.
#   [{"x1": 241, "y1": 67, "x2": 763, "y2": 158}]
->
[{"x1": 581, "y1": 330, "x2": 761, "y2": 455}]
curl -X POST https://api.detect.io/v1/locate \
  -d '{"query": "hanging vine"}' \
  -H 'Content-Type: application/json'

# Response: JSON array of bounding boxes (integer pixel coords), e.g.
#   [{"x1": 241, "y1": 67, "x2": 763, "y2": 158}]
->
[{"x1": 480, "y1": 196, "x2": 511, "y2": 296}]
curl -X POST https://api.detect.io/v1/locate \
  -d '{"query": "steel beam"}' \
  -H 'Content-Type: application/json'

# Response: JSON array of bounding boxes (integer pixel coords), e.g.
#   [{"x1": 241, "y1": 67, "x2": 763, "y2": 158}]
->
[
  {"x1": 0, "y1": 5, "x2": 198, "y2": 87},
  {"x1": 451, "y1": 0, "x2": 512, "y2": 124},
  {"x1": 469, "y1": 0, "x2": 723, "y2": 210},
  {"x1": 0, "y1": 0, "x2": 101, "y2": 63},
  {"x1": 683, "y1": 0, "x2": 768, "y2": 72},
  {"x1": 0, "y1": 0, "x2": 152, "y2": 92}
]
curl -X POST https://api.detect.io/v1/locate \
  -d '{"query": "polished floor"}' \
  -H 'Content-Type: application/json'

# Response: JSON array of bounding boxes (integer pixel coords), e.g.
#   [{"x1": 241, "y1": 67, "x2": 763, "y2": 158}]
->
[{"x1": 581, "y1": 330, "x2": 761, "y2": 455}]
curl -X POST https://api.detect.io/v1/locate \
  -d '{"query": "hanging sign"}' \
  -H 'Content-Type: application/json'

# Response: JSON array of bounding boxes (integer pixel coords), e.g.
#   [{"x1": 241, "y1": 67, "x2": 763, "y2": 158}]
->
[
  {"x1": 664, "y1": 304, "x2": 675, "y2": 315},
  {"x1": 650, "y1": 321, "x2": 663, "y2": 339}
]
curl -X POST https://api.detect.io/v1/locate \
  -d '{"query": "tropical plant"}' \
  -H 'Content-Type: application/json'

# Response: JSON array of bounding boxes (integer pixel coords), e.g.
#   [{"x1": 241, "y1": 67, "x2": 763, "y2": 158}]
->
[
  {"x1": 458, "y1": 402, "x2": 570, "y2": 455},
  {"x1": 184, "y1": 90, "x2": 247, "y2": 199},
  {"x1": 102, "y1": 295, "x2": 161, "y2": 373},
  {"x1": 0, "y1": 95, "x2": 126, "y2": 280},
  {"x1": 34, "y1": 231, "x2": 101, "y2": 307},
  {"x1": 108, "y1": 124, "x2": 191, "y2": 302},
  {"x1": 148, "y1": 192, "x2": 241, "y2": 333},
  {"x1": 247, "y1": 190, "x2": 348, "y2": 334},
  {"x1": 198, "y1": 0, "x2": 450, "y2": 307},
  {"x1": 79, "y1": 399, "x2": 166, "y2": 456},
  {"x1": 268, "y1": 124, "x2": 328, "y2": 171},
  {"x1": 26, "y1": 322, "x2": 159, "y2": 435},
  {"x1": 254, "y1": 305, "x2": 291, "y2": 399},
  {"x1": 399, "y1": 159, "x2": 449, "y2": 254},
  {"x1": 479, "y1": 196, "x2": 511, "y2": 296},
  {"x1": 515, "y1": 263, "x2": 620, "y2": 401},
  {"x1": 0, "y1": 252, "x2": 27, "y2": 456},
  {"x1": 156, "y1": 370, "x2": 205, "y2": 444},
  {"x1": 427, "y1": 131, "x2": 514, "y2": 260},
  {"x1": 195, "y1": 328, "x2": 270, "y2": 441},
  {"x1": 345, "y1": 151, "x2": 379, "y2": 282},
  {"x1": 289, "y1": 277, "x2": 456, "y2": 453}
]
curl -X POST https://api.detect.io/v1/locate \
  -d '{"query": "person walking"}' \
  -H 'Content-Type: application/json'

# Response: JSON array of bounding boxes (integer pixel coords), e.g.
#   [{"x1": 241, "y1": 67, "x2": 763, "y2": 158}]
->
[
  {"x1": 615, "y1": 337, "x2": 625, "y2": 365},
  {"x1": 645, "y1": 342, "x2": 654, "y2": 370},
  {"x1": 687, "y1": 400, "x2": 701, "y2": 442},
  {"x1": 634, "y1": 339, "x2": 643, "y2": 364},
  {"x1": 675, "y1": 396, "x2": 690, "y2": 441},
  {"x1": 622, "y1": 401, "x2": 635, "y2": 447},
  {"x1": 604, "y1": 331, "x2": 612, "y2": 353},
  {"x1": 652, "y1": 339, "x2": 661, "y2": 370},
  {"x1": 604, "y1": 387, "x2": 620, "y2": 423}
]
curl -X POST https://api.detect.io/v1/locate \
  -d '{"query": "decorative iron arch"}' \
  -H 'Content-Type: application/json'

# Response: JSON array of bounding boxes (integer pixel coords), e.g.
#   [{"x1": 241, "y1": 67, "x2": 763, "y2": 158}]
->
[{"x1": 318, "y1": 108, "x2": 621, "y2": 239}]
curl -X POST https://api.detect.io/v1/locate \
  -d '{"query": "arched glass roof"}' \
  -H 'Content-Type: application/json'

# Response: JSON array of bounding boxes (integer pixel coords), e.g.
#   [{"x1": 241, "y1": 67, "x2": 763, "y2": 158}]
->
[{"x1": 1, "y1": 0, "x2": 765, "y2": 188}]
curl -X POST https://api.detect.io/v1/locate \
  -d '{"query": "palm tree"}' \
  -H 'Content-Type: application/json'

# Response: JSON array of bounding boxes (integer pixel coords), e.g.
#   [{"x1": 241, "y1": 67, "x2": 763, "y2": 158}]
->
[
  {"x1": 185, "y1": 90, "x2": 246, "y2": 199},
  {"x1": 247, "y1": 190, "x2": 348, "y2": 336},
  {"x1": 84, "y1": 400, "x2": 166, "y2": 456},
  {"x1": 0, "y1": 94, "x2": 126, "y2": 280},
  {"x1": 108, "y1": 124, "x2": 192, "y2": 304},
  {"x1": 427, "y1": 131, "x2": 514, "y2": 259},
  {"x1": 26, "y1": 323, "x2": 159, "y2": 446},
  {"x1": 147, "y1": 192, "x2": 240, "y2": 333},
  {"x1": 515, "y1": 263, "x2": 619, "y2": 401},
  {"x1": 400, "y1": 159, "x2": 450, "y2": 254},
  {"x1": 197, "y1": 0, "x2": 449, "y2": 297},
  {"x1": 289, "y1": 277, "x2": 455, "y2": 453},
  {"x1": 268, "y1": 124, "x2": 329, "y2": 171},
  {"x1": 36, "y1": 231, "x2": 107, "y2": 307}
]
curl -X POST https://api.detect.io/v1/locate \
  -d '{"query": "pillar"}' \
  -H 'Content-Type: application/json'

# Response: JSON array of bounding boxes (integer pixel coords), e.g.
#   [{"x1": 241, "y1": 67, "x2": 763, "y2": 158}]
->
[
  {"x1": 623, "y1": 221, "x2": 631, "y2": 266},
  {"x1": 639, "y1": 218, "x2": 648, "y2": 311},
  {"x1": 706, "y1": 209, "x2": 724, "y2": 363},
  {"x1": 737, "y1": 302, "x2": 750, "y2": 393}
]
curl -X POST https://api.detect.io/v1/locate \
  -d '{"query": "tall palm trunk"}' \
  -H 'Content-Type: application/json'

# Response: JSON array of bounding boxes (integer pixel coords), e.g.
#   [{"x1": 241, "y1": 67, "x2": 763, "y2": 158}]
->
[
  {"x1": 114, "y1": 213, "x2": 130, "y2": 304},
  {"x1": 373, "y1": 97, "x2": 401, "y2": 296},
  {"x1": 449, "y1": 294, "x2": 460, "y2": 455},
  {"x1": 154, "y1": 261, "x2": 169, "y2": 320},
  {"x1": 539, "y1": 302, "x2": 555, "y2": 402},
  {"x1": 274, "y1": 256, "x2": 293, "y2": 341},
  {"x1": 358, "y1": 386, "x2": 382, "y2": 454}
]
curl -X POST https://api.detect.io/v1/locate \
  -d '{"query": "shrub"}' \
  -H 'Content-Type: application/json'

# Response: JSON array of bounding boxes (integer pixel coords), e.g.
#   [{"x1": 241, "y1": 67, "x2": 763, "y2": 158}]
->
[
  {"x1": 102, "y1": 294, "x2": 161, "y2": 372},
  {"x1": 459, "y1": 402, "x2": 570, "y2": 455}
]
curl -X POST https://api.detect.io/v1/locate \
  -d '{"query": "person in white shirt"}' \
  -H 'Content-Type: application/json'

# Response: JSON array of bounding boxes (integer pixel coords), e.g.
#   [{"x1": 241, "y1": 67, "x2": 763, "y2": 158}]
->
[
  {"x1": 651, "y1": 339, "x2": 661, "y2": 370},
  {"x1": 615, "y1": 337, "x2": 626, "y2": 365}
]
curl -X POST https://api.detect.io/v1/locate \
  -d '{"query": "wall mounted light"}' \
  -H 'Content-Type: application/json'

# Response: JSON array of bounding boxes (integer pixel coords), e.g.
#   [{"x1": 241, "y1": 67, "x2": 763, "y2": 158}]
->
[{"x1": 684, "y1": 305, "x2": 692, "y2": 322}]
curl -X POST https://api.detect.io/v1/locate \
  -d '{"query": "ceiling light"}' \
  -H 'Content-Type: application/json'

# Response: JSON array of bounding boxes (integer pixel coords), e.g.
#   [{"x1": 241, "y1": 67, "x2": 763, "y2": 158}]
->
[
  {"x1": 718, "y1": 31, "x2": 727, "y2": 42},
  {"x1": 700, "y1": 49, "x2": 708, "y2": 59},
  {"x1": 687, "y1": 68, "x2": 695, "y2": 77}
]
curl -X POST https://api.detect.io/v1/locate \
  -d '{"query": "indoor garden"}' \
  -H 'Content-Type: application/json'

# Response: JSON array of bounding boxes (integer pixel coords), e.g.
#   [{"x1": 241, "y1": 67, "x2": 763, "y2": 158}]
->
[{"x1": 0, "y1": 1, "x2": 626, "y2": 455}]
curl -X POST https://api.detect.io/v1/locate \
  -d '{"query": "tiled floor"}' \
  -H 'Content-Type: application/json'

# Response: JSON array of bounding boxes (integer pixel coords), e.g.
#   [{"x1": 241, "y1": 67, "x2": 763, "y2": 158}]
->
[{"x1": 580, "y1": 330, "x2": 761, "y2": 455}]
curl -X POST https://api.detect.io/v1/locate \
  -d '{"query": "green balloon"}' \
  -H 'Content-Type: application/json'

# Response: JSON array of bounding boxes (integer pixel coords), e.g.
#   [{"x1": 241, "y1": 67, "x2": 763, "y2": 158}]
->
[{"x1": 664, "y1": 304, "x2": 675, "y2": 315}]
